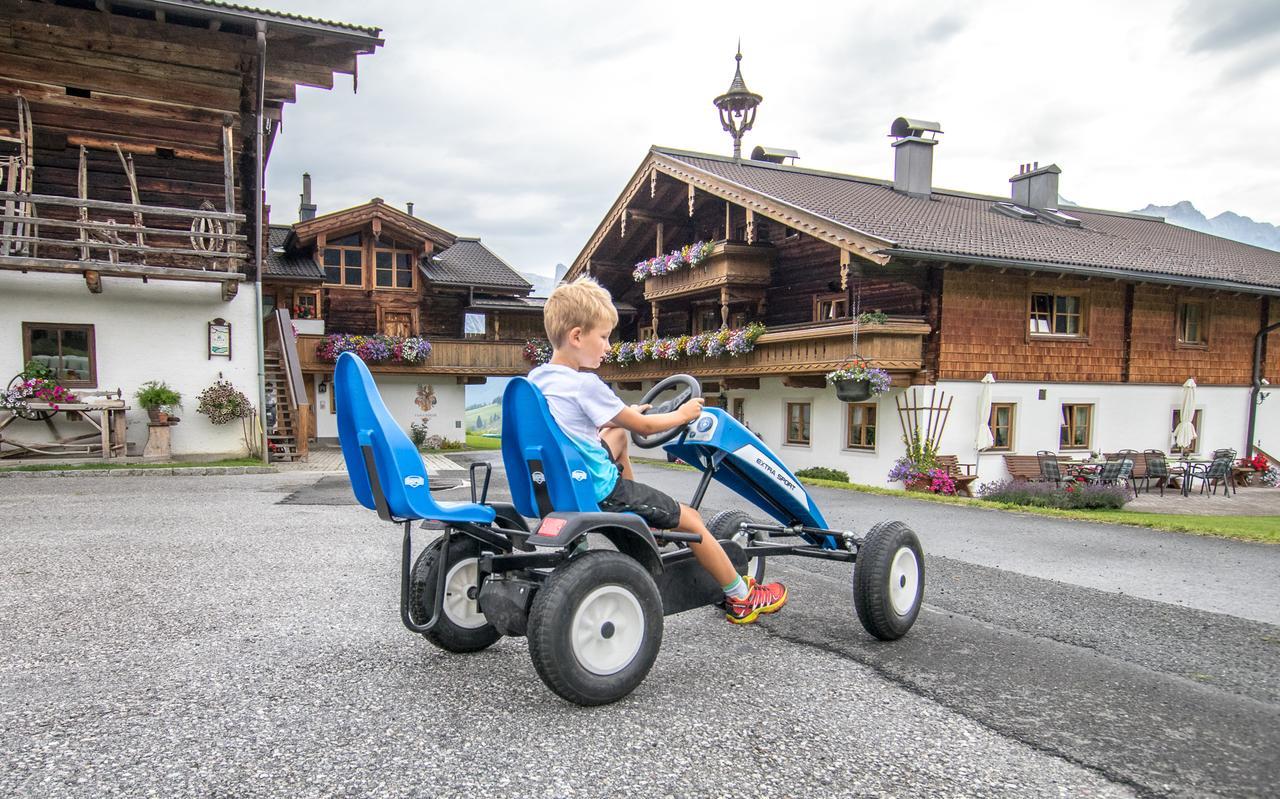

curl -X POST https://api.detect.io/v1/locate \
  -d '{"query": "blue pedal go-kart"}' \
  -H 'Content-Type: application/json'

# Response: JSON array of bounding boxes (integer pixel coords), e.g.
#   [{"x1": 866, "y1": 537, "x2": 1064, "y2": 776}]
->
[{"x1": 335, "y1": 352, "x2": 924, "y2": 706}]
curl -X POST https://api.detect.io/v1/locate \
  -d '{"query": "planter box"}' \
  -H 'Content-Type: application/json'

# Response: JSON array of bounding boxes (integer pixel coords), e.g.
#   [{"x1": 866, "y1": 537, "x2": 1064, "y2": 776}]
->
[
  {"x1": 834, "y1": 378, "x2": 873, "y2": 402},
  {"x1": 294, "y1": 319, "x2": 325, "y2": 335}
]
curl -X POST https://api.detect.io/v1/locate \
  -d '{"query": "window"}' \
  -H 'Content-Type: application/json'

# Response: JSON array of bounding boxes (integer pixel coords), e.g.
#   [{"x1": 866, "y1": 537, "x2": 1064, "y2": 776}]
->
[
  {"x1": 1171, "y1": 409, "x2": 1203, "y2": 453},
  {"x1": 693, "y1": 306, "x2": 721, "y2": 333},
  {"x1": 1059, "y1": 403, "x2": 1093, "y2": 449},
  {"x1": 374, "y1": 239, "x2": 416, "y2": 290},
  {"x1": 464, "y1": 312, "x2": 487, "y2": 338},
  {"x1": 732, "y1": 397, "x2": 746, "y2": 423},
  {"x1": 1029, "y1": 292, "x2": 1086, "y2": 337},
  {"x1": 1177, "y1": 299, "x2": 1208, "y2": 347},
  {"x1": 728, "y1": 310, "x2": 748, "y2": 328},
  {"x1": 293, "y1": 291, "x2": 319, "y2": 320},
  {"x1": 988, "y1": 403, "x2": 1016, "y2": 451},
  {"x1": 22, "y1": 323, "x2": 96, "y2": 387},
  {"x1": 846, "y1": 402, "x2": 877, "y2": 450},
  {"x1": 814, "y1": 293, "x2": 848, "y2": 322},
  {"x1": 785, "y1": 401, "x2": 811, "y2": 445},
  {"x1": 323, "y1": 233, "x2": 363, "y2": 287}
]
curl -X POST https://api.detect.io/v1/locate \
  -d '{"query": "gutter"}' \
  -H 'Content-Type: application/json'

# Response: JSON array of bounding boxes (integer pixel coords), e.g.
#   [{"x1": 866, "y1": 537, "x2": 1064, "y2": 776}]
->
[
  {"x1": 254, "y1": 22, "x2": 268, "y2": 465},
  {"x1": 1246, "y1": 313, "x2": 1280, "y2": 457},
  {"x1": 885, "y1": 248, "x2": 1280, "y2": 298}
]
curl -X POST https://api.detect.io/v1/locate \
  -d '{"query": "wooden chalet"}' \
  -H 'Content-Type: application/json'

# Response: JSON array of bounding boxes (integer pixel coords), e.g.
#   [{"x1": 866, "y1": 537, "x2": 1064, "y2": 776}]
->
[
  {"x1": 264, "y1": 189, "x2": 543, "y2": 443},
  {"x1": 569, "y1": 120, "x2": 1280, "y2": 482},
  {"x1": 0, "y1": 0, "x2": 381, "y2": 460}
]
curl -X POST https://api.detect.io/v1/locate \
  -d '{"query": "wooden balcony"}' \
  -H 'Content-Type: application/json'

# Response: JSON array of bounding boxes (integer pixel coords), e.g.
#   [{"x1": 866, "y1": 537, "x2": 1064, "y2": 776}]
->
[
  {"x1": 296, "y1": 335, "x2": 532, "y2": 376},
  {"x1": 591, "y1": 317, "x2": 932, "y2": 383},
  {"x1": 0, "y1": 191, "x2": 246, "y2": 299},
  {"x1": 642, "y1": 241, "x2": 774, "y2": 302}
]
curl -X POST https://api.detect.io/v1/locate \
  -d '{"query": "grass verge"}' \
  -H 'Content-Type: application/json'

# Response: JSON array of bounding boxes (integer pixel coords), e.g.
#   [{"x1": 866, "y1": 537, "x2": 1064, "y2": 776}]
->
[
  {"x1": 0, "y1": 457, "x2": 265, "y2": 473},
  {"x1": 463, "y1": 433, "x2": 502, "y2": 450}
]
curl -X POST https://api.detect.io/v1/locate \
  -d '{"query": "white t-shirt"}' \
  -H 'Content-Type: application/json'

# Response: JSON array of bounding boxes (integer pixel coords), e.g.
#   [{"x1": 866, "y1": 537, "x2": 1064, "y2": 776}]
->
[{"x1": 528, "y1": 364, "x2": 626, "y2": 500}]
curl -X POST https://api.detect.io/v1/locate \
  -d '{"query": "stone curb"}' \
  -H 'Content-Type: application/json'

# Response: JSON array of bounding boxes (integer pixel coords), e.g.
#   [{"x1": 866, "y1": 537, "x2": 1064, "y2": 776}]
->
[{"x1": 0, "y1": 466, "x2": 278, "y2": 479}]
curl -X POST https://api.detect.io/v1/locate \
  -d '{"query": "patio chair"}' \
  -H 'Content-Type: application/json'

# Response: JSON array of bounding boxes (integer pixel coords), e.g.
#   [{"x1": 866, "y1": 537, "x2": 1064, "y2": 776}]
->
[
  {"x1": 1141, "y1": 450, "x2": 1177, "y2": 496},
  {"x1": 1090, "y1": 459, "x2": 1135, "y2": 498},
  {"x1": 1036, "y1": 450, "x2": 1064, "y2": 487},
  {"x1": 1210, "y1": 448, "x2": 1237, "y2": 461},
  {"x1": 1187, "y1": 455, "x2": 1235, "y2": 498}
]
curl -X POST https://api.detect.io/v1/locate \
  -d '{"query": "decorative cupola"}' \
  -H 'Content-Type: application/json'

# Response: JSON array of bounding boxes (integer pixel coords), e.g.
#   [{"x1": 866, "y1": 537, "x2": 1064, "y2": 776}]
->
[{"x1": 714, "y1": 45, "x2": 763, "y2": 159}]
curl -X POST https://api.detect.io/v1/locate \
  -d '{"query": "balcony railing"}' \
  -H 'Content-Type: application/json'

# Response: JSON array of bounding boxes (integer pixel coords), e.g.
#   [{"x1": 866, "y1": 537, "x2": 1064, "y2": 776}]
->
[
  {"x1": 296, "y1": 335, "x2": 532, "y2": 376},
  {"x1": 642, "y1": 240, "x2": 774, "y2": 301},
  {"x1": 0, "y1": 191, "x2": 247, "y2": 297},
  {"x1": 592, "y1": 317, "x2": 932, "y2": 383}
]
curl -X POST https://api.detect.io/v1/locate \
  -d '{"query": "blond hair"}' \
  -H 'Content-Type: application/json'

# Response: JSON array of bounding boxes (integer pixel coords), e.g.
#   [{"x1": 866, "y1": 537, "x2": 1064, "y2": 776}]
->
[{"x1": 543, "y1": 276, "x2": 618, "y2": 347}]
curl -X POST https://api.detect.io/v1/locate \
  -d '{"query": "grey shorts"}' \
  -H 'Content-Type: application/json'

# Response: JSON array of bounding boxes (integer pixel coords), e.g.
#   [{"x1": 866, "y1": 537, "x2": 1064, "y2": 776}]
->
[{"x1": 599, "y1": 477, "x2": 683, "y2": 530}]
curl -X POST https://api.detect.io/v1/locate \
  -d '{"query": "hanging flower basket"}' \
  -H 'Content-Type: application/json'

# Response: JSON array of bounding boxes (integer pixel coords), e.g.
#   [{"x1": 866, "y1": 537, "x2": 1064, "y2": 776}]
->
[{"x1": 834, "y1": 378, "x2": 873, "y2": 402}]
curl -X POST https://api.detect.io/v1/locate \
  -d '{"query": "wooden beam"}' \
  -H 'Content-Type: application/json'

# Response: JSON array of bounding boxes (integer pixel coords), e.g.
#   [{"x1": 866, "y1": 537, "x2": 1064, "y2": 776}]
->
[
  {"x1": 724, "y1": 377, "x2": 760, "y2": 390},
  {"x1": 221, "y1": 280, "x2": 238, "y2": 301},
  {"x1": 783, "y1": 375, "x2": 826, "y2": 389},
  {"x1": 625, "y1": 208, "x2": 689, "y2": 227},
  {"x1": 84, "y1": 270, "x2": 102, "y2": 293},
  {"x1": 456, "y1": 376, "x2": 486, "y2": 385},
  {"x1": 617, "y1": 381, "x2": 642, "y2": 392}
]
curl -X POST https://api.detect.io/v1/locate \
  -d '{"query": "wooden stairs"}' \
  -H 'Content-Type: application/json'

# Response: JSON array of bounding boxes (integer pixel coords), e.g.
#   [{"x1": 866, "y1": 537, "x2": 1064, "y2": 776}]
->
[{"x1": 264, "y1": 350, "x2": 302, "y2": 463}]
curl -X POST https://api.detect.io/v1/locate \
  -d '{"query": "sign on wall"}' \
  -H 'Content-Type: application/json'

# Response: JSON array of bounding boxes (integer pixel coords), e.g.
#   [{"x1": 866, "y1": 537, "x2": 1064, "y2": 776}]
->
[{"x1": 208, "y1": 318, "x2": 231, "y2": 359}]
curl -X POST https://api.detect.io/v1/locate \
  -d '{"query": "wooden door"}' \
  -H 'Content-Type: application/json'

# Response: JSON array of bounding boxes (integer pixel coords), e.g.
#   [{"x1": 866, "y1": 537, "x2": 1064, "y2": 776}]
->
[{"x1": 382, "y1": 312, "x2": 412, "y2": 337}]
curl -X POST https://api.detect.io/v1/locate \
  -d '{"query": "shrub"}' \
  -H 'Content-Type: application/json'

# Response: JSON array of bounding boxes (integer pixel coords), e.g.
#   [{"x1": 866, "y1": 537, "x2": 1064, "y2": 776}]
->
[
  {"x1": 796, "y1": 466, "x2": 849, "y2": 482},
  {"x1": 978, "y1": 479, "x2": 1129, "y2": 510},
  {"x1": 409, "y1": 419, "x2": 430, "y2": 449},
  {"x1": 134, "y1": 380, "x2": 183, "y2": 412}
]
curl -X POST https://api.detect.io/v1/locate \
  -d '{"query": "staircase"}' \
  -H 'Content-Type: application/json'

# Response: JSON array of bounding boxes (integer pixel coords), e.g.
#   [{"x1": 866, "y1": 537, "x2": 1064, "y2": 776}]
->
[{"x1": 264, "y1": 350, "x2": 302, "y2": 463}]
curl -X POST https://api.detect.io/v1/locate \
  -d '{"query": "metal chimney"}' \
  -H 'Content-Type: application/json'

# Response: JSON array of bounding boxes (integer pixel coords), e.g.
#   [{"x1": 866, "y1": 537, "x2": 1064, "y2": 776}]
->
[
  {"x1": 890, "y1": 117, "x2": 942, "y2": 198},
  {"x1": 406, "y1": 202, "x2": 414, "y2": 216},
  {"x1": 299, "y1": 173, "x2": 317, "y2": 221},
  {"x1": 1009, "y1": 162, "x2": 1062, "y2": 209}
]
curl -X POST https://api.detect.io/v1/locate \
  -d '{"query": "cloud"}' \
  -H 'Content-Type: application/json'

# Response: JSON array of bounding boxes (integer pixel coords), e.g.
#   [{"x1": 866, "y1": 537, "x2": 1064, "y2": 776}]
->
[{"x1": 1180, "y1": 0, "x2": 1280, "y2": 52}]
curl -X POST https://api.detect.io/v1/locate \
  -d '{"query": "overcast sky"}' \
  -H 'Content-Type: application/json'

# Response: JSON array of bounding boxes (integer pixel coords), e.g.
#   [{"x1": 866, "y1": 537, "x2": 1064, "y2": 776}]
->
[{"x1": 261, "y1": 0, "x2": 1280, "y2": 278}]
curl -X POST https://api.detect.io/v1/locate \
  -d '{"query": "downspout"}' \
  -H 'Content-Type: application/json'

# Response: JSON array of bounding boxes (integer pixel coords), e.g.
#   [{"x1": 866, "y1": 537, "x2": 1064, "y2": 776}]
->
[
  {"x1": 1245, "y1": 311, "x2": 1280, "y2": 458},
  {"x1": 254, "y1": 21, "x2": 269, "y2": 464}
]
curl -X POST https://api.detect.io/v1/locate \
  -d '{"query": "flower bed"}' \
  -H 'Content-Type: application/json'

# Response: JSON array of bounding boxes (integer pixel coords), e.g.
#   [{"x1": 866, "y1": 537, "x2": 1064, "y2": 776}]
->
[
  {"x1": 522, "y1": 324, "x2": 767, "y2": 367},
  {"x1": 316, "y1": 334, "x2": 432, "y2": 365},
  {"x1": 632, "y1": 240, "x2": 715, "y2": 281},
  {"x1": 978, "y1": 479, "x2": 1130, "y2": 509}
]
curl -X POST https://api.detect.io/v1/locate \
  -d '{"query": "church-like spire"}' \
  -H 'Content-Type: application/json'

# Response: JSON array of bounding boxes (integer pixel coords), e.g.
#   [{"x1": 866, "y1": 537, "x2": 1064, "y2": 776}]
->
[{"x1": 714, "y1": 44, "x2": 762, "y2": 159}]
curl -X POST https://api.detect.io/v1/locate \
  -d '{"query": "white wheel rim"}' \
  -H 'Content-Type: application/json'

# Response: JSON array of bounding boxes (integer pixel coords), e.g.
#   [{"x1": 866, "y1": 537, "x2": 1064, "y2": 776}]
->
[
  {"x1": 443, "y1": 558, "x2": 487, "y2": 629},
  {"x1": 570, "y1": 584, "x2": 645, "y2": 676},
  {"x1": 888, "y1": 547, "x2": 920, "y2": 616}
]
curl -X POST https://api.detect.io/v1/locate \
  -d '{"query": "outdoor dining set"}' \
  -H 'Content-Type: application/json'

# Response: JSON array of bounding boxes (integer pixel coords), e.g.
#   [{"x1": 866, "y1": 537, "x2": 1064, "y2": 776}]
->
[{"x1": 1034, "y1": 449, "x2": 1247, "y2": 499}]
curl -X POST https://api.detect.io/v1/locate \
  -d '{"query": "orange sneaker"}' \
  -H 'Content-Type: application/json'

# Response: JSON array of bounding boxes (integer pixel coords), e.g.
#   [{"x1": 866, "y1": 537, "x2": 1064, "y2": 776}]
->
[{"x1": 725, "y1": 579, "x2": 787, "y2": 624}]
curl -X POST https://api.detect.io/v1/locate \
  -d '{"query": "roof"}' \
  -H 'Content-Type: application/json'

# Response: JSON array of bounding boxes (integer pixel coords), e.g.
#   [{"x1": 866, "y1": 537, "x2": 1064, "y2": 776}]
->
[
  {"x1": 140, "y1": 0, "x2": 381, "y2": 39},
  {"x1": 423, "y1": 238, "x2": 533, "y2": 292},
  {"x1": 652, "y1": 147, "x2": 1280, "y2": 294},
  {"x1": 467, "y1": 296, "x2": 546, "y2": 312},
  {"x1": 264, "y1": 225, "x2": 324, "y2": 280},
  {"x1": 291, "y1": 199, "x2": 455, "y2": 251}
]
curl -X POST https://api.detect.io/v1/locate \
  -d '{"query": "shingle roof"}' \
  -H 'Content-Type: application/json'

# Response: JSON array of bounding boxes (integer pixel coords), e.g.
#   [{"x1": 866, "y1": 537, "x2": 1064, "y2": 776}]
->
[
  {"x1": 658, "y1": 148, "x2": 1280, "y2": 292},
  {"x1": 149, "y1": 0, "x2": 381, "y2": 38},
  {"x1": 467, "y1": 295, "x2": 546, "y2": 311},
  {"x1": 264, "y1": 225, "x2": 324, "y2": 280},
  {"x1": 423, "y1": 238, "x2": 532, "y2": 292}
]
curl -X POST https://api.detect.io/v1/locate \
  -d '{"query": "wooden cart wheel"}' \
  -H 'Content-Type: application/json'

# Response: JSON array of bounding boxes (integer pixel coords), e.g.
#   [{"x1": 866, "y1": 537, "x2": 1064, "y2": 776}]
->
[{"x1": 6, "y1": 373, "x2": 55, "y2": 422}]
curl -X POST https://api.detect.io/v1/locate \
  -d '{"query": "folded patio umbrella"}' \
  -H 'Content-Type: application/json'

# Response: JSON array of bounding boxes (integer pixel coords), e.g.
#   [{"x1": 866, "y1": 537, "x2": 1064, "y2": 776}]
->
[
  {"x1": 975, "y1": 373, "x2": 995, "y2": 452},
  {"x1": 1173, "y1": 378, "x2": 1198, "y2": 453}
]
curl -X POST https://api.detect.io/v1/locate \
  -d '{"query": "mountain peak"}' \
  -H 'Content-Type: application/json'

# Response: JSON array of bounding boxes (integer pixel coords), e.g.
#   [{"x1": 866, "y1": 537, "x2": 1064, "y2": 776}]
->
[{"x1": 1132, "y1": 201, "x2": 1278, "y2": 252}]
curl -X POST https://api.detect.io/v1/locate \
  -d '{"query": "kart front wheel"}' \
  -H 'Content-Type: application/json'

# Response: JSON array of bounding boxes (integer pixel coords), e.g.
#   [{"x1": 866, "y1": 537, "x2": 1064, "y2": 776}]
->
[
  {"x1": 708, "y1": 509, "x2": 765, "y2": 584},
  {"x1": 527, "y1": 551, "x2": 663, "y2": 706},
  {"x1": 852, "y1": 521, "x2": 924, "y2": 640},
  {"x1": 410, "y1": 534, "x2": 502, "y2": 653}
]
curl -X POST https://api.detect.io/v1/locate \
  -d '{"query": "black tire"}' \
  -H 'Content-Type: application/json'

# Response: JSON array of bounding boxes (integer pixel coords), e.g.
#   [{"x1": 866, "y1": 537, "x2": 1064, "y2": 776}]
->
[
  {"x1": 708, "y1": 509, "x2": 765, "y2": 584},
  {"x1": 526, "y1": 551, "x2": 663, "y2": 706},
  {"x1": 852, "y1": 520, "x2": 924, "y2": 641},
  {"x1": 409, "y1": 534, "x2": 502, "y2": 653}
]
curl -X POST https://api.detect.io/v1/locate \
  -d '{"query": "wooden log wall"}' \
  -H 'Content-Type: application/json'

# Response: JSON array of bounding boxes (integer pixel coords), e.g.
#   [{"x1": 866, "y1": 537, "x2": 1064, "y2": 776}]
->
[{"x1": 938, "y1": 266, "x2": 1265, "y2": 385}]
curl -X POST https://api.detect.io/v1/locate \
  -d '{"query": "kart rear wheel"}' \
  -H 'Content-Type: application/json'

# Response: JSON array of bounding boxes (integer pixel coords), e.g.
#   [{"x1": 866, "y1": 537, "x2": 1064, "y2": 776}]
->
[
  {"x1": 852, "y1": 521, "x2": 924, "y2": 641},
  {"x1": 410, "y1": 534, "x2": 501, "y2": 653},
  {"x1": 527, "y1": 551, "x2": 663, "y2": 706},
  {"x1": 708, "y1": 509, "x2": 765, "y2": 584}
]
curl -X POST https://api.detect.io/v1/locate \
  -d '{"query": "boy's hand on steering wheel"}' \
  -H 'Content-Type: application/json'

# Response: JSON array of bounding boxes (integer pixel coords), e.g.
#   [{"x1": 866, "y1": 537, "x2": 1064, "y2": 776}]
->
[{"x1": 679, "y1": 396, "x2": 705, "y2": 423}]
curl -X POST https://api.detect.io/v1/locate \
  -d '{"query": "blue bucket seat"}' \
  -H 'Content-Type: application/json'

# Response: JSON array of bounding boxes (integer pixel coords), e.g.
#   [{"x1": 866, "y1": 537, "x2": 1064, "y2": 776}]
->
[{"x1": 500, "y1": 377, "x2": 602, "y2": 518}]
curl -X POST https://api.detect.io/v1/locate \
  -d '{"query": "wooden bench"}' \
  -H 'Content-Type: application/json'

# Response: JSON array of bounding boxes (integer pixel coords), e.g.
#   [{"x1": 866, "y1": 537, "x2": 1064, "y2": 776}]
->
[
  {"x1": 936, "y1": 455, "x2": 978, "y2": 497},
  {"x1": 1002, "y1": 455, "x2": 1046, "y2": 481}
]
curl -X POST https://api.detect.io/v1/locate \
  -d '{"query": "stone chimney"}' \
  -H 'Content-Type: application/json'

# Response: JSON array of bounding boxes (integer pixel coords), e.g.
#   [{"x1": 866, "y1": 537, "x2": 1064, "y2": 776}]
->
[
  {"x1": 299, "y1": 173, "x2": 317, "y2": 221},
  {"x1": 1009, "y1": 162, "x2": 1061, "y2": 209},
  {"x1": 890, "y1": 117, "x2": 942, "y2": 198}
]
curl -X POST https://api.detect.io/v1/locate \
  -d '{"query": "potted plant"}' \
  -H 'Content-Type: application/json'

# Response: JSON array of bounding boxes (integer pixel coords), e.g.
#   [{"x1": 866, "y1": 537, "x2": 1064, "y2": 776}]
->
[
  {"x1": 825, "y1": 358, "x2": 892, "y2": 402},
  {"x1": 135, "y1": 380, "x2": 182, "y2": 424}
]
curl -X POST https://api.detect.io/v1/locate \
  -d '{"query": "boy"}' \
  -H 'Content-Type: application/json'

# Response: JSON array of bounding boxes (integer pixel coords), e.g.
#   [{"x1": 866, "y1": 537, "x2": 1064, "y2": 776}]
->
[{"x1": 529, "y1": 277, "x2": 787, "y2": 623}]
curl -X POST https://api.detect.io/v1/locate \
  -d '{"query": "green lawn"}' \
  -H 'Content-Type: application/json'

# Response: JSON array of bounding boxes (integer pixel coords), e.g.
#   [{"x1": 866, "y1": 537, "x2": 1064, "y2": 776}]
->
[
  {"x1": 636, "y1": 459, "x2": 1278, "y2": 543},
  {"x1": 0, "y1": 457, "x2": 265, "y2": 473},
  {"x1": 463, "y1": 433, "x2": 502, "y2": 450}
]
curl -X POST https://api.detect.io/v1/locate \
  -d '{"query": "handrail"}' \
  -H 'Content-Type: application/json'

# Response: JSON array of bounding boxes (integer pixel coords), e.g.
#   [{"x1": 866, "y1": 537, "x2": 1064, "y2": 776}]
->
[
  {"x1": 0, "y1": 191, "x2": 246, "y2": 222},
  {"x1": 269, "y1": 308, "x2": 311, "y2": 460}
]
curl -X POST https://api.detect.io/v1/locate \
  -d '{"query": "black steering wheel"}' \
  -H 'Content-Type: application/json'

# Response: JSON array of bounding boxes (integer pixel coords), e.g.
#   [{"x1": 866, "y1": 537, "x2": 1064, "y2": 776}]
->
[{"x1": 630, "y1": 374, "x2": 702, "y2": 449}]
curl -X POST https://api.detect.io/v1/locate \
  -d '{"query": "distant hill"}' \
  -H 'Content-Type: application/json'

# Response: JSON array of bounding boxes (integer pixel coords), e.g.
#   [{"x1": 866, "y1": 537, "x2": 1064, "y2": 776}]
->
[
  {"x1": 464, "y1": 400, "x2": 502, "y2": 434},
  {"x1": 1133, "y1": 201, "x2": 1280, "y2": 252},
  {"x1": 519, "y1": 263, "x2": 568, "y2": 297}
]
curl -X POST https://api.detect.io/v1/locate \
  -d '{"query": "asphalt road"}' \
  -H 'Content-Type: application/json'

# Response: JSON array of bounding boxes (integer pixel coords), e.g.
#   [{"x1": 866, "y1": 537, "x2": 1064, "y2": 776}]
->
[{"x1": 1, "y1": 463, "x2": 1277, "y2": 797}]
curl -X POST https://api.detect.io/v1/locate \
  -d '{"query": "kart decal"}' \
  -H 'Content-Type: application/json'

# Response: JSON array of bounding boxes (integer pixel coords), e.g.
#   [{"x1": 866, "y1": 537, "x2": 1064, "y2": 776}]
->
[
  {"x1": 404, "y1": 475, "x2": 424, "y2": 488},
  {"x1": 730, "y1": 443, "x2": 809, "y2": 506}
]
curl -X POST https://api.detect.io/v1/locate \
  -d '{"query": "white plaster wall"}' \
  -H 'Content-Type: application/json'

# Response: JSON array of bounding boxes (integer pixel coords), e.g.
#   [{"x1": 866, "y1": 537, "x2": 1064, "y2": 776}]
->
[
  {"x1": 1, "y1": 271, "x2": 261, "y2": 457},
  {"x1": 312, "y1": 373, "x2": 466, "y2": 445},
  {"x1": 615, "y1": 375, "x2": 1274, "y2": 487}
]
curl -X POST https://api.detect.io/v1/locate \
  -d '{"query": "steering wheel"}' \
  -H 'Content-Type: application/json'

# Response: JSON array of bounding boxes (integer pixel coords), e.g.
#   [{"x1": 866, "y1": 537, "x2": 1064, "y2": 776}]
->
[{"x1": 630, "y1": 374, "x2": 702, "y2": 449}]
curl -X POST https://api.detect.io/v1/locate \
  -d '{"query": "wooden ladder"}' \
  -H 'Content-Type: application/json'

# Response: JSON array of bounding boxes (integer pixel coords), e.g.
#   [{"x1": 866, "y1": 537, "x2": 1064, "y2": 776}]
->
[{"x1": 264, "y1": 350, "x2": 301, "y2": 462}]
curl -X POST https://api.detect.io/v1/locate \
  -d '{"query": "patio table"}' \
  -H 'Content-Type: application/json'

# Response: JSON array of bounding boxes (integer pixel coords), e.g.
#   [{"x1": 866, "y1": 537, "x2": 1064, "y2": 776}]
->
[{"x1": 1172, "y1": 456, "x2": 1214, "y2": 497}]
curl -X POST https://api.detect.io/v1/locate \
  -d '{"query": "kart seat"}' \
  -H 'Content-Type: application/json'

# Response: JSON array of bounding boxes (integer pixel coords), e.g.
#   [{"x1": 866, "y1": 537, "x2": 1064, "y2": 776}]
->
[
  {"x1": 501, "y1": 377, "x2": 602, "y2": 518},
  {"x1": 334, "y1": 352, "x2": 495, "y2": 524}
]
